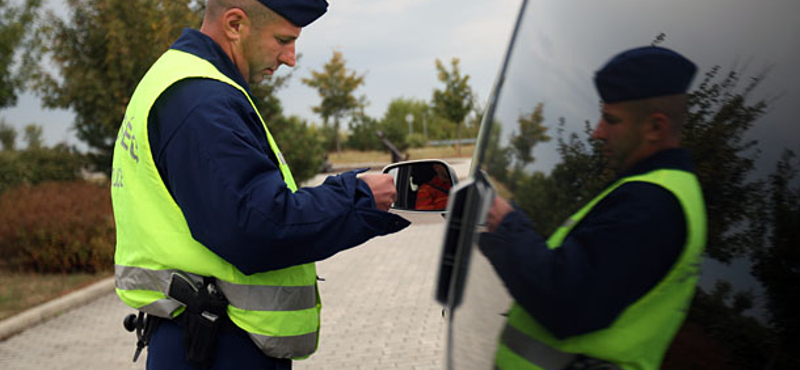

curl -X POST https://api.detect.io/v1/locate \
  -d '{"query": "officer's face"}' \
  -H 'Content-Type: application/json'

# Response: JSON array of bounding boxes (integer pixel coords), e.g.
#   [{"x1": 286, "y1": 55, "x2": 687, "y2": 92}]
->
[
  {"x1": 592, "y1": 102, "x2": 650, "y2": 173},
  {"x1": 241, "y1": 14, "x2": 300, "y2": 84}
]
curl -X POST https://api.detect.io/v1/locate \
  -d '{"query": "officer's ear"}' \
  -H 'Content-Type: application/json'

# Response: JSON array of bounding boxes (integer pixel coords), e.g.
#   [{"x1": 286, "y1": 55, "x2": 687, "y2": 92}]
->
[
  {"x1": 643, "y1": 112, "x2": 672, "y2": 143},
  {"x1": 221, "y1": 8, "x2": 250, "y2": 42}
]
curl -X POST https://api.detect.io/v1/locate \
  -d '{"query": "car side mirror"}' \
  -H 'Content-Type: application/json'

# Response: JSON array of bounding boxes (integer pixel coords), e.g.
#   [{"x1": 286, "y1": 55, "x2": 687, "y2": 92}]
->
[{"x1": 382, "y1": 160, "x2": 459, "y2": 212}]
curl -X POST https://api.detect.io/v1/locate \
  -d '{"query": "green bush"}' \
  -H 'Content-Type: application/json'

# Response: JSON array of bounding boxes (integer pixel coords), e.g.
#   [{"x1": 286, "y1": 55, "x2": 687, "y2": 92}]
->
[
  {"x1": 0, "y1": 180, "x2": 114, "y2": 273},
  {"x1": 346, "y1": 115, "x2": 383, "y2": 151},
  {"x1": 378, "y1": 117, "x2": 410, "y2": 152},
  {"x1": 407, "y1": 133, "x2": 428, "y2": 148},
  {"x1": 270, "y1": 115, "x2": 327, "y2": 184},
  {"x1": 318, "y1": 124, "x2": 343, "y2": 153},
  {"x1": 0, "y1": 145, "x2": 87, "y2": 194}
]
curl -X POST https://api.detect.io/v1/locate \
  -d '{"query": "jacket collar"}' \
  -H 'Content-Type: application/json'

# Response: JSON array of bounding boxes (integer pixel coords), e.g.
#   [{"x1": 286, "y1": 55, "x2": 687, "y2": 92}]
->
[
  {"x1": 617, "y1": 148, "x2": 696, "y2": 180},
  {"x1": 169, "y1": 28, "x2": 254, "y2": 97}
]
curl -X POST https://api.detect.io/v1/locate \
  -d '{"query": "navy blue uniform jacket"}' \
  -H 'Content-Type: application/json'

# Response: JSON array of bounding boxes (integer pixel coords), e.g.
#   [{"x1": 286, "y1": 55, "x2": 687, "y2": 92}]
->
[
  {"x1": 479, "y1": 148, "x2": 695, "y2": 339},
  {"x1": 145, "y1": 29, "x2": 409, "y2": 370}
]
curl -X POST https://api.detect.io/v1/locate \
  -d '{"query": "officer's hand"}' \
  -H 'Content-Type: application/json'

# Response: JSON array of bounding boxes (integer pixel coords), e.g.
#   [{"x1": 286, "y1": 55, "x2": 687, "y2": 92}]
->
[
  {"x1": 359, "y1": 174, "x2": 397, "y2": 212},
  {"x1": 486, "y1": 196, "x2": 513, "y2": 232}
]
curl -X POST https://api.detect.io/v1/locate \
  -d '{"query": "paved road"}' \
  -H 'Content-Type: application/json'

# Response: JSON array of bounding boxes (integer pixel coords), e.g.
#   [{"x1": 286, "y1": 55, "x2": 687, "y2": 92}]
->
[
  {"x1": 0, "y1": 218, "x2": 448, "y2": 370},
  {"x1": 0, "y1": 159, "x2": 471, "y2": 370}
]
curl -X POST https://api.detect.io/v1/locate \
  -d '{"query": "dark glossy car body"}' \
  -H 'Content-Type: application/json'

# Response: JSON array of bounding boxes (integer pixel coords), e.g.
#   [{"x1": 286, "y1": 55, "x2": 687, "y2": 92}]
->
[{"x1": 432, "y1": 0, "x2": 800, "y2": 369}]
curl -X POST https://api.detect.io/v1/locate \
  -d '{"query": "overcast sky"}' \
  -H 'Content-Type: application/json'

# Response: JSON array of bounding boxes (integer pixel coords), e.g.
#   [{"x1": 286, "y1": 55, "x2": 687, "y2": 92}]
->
[
  {"x1": 3, "y1": 0, "x2": 797, "y2": 168},
  {"x1": 486, "y1": 0, "x2": 800, "y2": 178},
  {"x1": 1, "y1": 0, "x2": 522, "y2": 149}
]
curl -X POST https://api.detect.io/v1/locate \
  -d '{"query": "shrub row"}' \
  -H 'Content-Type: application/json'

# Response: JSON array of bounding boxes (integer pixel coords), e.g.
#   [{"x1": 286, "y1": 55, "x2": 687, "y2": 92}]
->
[
  {"x1": 0, "y1": 180, "x2": 114, "y2": 273},
  {"x1": 0, "y1": 146, "x2": 88, "y2": 194}
]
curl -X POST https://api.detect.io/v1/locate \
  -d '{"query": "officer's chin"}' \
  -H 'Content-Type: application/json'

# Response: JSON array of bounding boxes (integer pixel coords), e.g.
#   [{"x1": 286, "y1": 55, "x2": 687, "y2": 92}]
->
[{"x1": 250, "y1": 75, "x2": 265, "y2": 84}]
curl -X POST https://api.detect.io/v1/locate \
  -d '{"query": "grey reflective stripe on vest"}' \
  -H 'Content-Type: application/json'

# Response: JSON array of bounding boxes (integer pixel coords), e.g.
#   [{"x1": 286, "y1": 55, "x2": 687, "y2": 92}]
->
[
  {"x1": 215, "y1": 280, "x2": 316, "y2": 311},
  {"x1": 117, "y1": 264, "x2": 187, "y2": 291},
  {"x1": 115, "y1": 265, "x2": 317, "y2": 311},
  {"x1": 501, "y1": 324, "x2": 624, "y2": 370},
  {"x1": 501, "y1": 324, "x2": 576, "y2": 370},
  {"x1": 139, "y1": 299, "x2": 183, "y2": 318},
  {"x1": 115, "y1": 264, "x2": 186, "y2": 317},
  {"x1": 248, "y1": 330, "x2": 318, "y2": 359}
]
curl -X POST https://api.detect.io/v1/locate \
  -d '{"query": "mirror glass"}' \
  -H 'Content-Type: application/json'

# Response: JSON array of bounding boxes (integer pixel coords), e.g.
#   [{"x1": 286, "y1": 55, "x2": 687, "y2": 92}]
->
[
  {"x1": 450, "y1": 0, "x2": 800, "y2": 368},
  {"x1": 384, "y1": 161, "x2": 456, "y2": 212}
]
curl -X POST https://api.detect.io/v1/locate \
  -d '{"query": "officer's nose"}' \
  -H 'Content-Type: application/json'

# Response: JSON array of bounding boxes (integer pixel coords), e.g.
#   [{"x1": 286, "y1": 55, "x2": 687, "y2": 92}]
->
[
  {"x1": 592, "y1": 119, "x2": 606, "y2": 141},
  {"x1": 279, "y1": 46, "x2": 296, "y2": 68}
]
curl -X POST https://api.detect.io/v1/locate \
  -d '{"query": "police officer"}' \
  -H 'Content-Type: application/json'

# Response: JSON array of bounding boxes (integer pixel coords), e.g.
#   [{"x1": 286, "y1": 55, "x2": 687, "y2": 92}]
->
[
  {"x1": 478, "y1": 46, "x2": 707, "y2": 370},
  {"x1": 111, "y1": 0, "x2": 409, "y2": 369}
]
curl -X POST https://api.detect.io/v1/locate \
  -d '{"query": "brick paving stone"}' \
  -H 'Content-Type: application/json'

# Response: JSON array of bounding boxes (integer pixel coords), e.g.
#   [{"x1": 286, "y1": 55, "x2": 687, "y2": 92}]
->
[
  {"x1": 0, "y1": 293, "x2": 145, "y2": 370},
  {"x1": 295, "y1": 220, "x2": 447, "y2": 370}
]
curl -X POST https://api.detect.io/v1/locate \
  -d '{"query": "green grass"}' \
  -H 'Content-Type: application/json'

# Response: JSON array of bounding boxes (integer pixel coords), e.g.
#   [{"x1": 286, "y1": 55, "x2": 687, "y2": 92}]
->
[{"x1": 0, "y1": 271, "x2": 111, "y2": 321}]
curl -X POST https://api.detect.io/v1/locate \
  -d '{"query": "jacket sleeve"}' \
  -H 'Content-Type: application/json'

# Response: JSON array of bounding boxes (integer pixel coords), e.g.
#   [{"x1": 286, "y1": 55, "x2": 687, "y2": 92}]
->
[
  {"x1": 150, "y1": 81, "x2": 409, "y2": 275},
  {"x1": 477, "y1": 182, "x2": 685, "y2": 338}
]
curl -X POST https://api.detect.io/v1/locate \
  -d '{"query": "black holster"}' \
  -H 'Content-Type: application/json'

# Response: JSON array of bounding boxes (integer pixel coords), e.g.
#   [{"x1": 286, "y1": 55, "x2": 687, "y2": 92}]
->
[{"x1": 169, "y1": 274, "x2": 229, "y2": 370}]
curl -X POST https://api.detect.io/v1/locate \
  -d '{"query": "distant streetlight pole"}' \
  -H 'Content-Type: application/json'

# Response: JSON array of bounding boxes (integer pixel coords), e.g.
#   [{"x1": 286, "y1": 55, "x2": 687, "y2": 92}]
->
[{"x1": 405, "y1": 113, "x2": 414, "y2": 136}]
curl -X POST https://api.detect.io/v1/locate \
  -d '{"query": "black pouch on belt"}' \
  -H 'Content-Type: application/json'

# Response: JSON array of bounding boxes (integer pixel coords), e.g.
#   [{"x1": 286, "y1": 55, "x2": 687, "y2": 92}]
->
[{"x1": 169, "y1": 274, "x2": 229, "y2": 370}]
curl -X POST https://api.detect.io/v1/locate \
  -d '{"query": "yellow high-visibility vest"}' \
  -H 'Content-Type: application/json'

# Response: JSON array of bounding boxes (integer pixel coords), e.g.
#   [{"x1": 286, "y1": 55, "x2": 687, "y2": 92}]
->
[
  {"x1": 111, "y1": 49, "x2": 318, "y2": 359},
  {"x1": 496, "y1": 169, "x2": 706, "y2": 370}
]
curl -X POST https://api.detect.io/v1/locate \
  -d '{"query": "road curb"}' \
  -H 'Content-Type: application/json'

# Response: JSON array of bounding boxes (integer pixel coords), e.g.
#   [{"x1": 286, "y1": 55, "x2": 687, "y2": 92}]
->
[{"x1": 0, "y1": 276, "x2": 116, "y2": 341}]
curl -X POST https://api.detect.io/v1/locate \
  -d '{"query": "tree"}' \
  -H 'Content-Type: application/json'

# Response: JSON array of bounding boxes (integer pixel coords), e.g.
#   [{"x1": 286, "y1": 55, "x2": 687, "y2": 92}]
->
[
  {"x1": 512, "y1": 116, "x2": 611, "y2": 235},
  {"x1": 510, "y1": 103, "x2": 551, "y2": 166},
  {"x1": 0, "y1": 0, "x2": 40, "y2": 109},
  {"x1": 346, "y1": 114, "x2": 382, "y2": 151},
  {"x1": 28, "y1": 0, "x2": 202, "y2": 173},
  {"x1": 750, "y1": 150, "x2": 800, "y2": 368},
  {"x1": 683, "y1": 66, "x2": 768, "y2": 263},
  {"x1": 484, "y1": 123, "x2": 512, "y2": 185},
  {"x1": 373, "y1": 97, "x2": 434, "y2": 152},
  {"x1": 432, "y1": 58, "x2": 474, "y2": 154},
  {"x1": 0, "y1": 119, "x2": 16, "y2": 151},
  {"x1": 23, "y1": 123, "x2": 42, "y2": 149},
  {"x1": 301, "y1": 50, "x2": 365, "y2": 154}
]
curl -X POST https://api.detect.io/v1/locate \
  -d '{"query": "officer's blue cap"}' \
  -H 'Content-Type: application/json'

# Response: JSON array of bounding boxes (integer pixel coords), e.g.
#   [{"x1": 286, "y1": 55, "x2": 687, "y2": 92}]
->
[
  {"x1": 594, "y1": 46, "x2": 697, "y2": 103},
  {"x1": 256, "y1": 0, "x2": 328, "y2": 27}
]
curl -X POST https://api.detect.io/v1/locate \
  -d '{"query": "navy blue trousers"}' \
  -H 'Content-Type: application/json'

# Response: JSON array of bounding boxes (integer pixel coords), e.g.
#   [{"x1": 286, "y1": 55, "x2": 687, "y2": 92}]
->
[{"x1": 146, "y1": 318, "x2": 292, "y2": 370}]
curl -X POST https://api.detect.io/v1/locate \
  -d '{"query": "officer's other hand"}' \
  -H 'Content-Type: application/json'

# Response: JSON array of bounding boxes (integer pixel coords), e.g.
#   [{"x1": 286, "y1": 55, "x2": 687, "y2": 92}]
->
[
  {"x1": 486, "y1": 196, "x2": 513, "y2": 232},
  {"x1": 359, "y1": 174, "x2": 397, "y2": 212}
]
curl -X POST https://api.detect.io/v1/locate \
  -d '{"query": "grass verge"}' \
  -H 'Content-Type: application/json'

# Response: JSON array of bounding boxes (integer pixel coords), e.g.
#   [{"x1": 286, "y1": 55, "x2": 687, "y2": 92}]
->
[{"x1": 0, "y1": 271, "x2": 112, "y2": 321}]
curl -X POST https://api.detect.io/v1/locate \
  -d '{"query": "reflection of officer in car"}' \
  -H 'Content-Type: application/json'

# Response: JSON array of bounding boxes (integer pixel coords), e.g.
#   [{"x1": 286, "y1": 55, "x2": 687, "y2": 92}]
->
[
  {"x1": 414, "y1": 163, "x2": 452, "y2": 210},
  {"x1": 479, "y1": 47, "x2": 707, "y2": 370}
]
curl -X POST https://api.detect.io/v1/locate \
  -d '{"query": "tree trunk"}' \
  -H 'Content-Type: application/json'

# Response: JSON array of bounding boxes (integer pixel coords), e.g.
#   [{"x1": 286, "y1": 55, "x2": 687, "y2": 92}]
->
[
  {"x1": 334, "y1": 116, "x2": 342, "y2": 154},
  {"x1": 456, "y1": 121, "x2": 462, "y2": 155}
]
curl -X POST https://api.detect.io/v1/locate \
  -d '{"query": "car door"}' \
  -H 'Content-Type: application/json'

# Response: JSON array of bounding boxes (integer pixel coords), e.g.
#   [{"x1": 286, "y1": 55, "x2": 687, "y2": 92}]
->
[{"x1": 436, "y1": 0, "x2": 800, "y2": 369}]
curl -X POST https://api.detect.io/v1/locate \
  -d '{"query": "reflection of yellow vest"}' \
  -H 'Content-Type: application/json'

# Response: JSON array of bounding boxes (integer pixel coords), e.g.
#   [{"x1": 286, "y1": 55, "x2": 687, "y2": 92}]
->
[
  {"x1": 496, "y1": 169, "x2": 707, "y2": 370},
  {"x1": 111, "y1": 49, "x2": 318, "y2": 359}
]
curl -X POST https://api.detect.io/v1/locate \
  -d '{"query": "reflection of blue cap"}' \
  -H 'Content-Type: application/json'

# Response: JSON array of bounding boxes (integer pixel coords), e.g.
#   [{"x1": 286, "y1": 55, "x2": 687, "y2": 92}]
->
[
  {"x1": 594, "y1": 46, "x2": 697, "y2": 103},
  {"x1": 256, "y1": 0, "x2": 328, "y2": 27}
]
